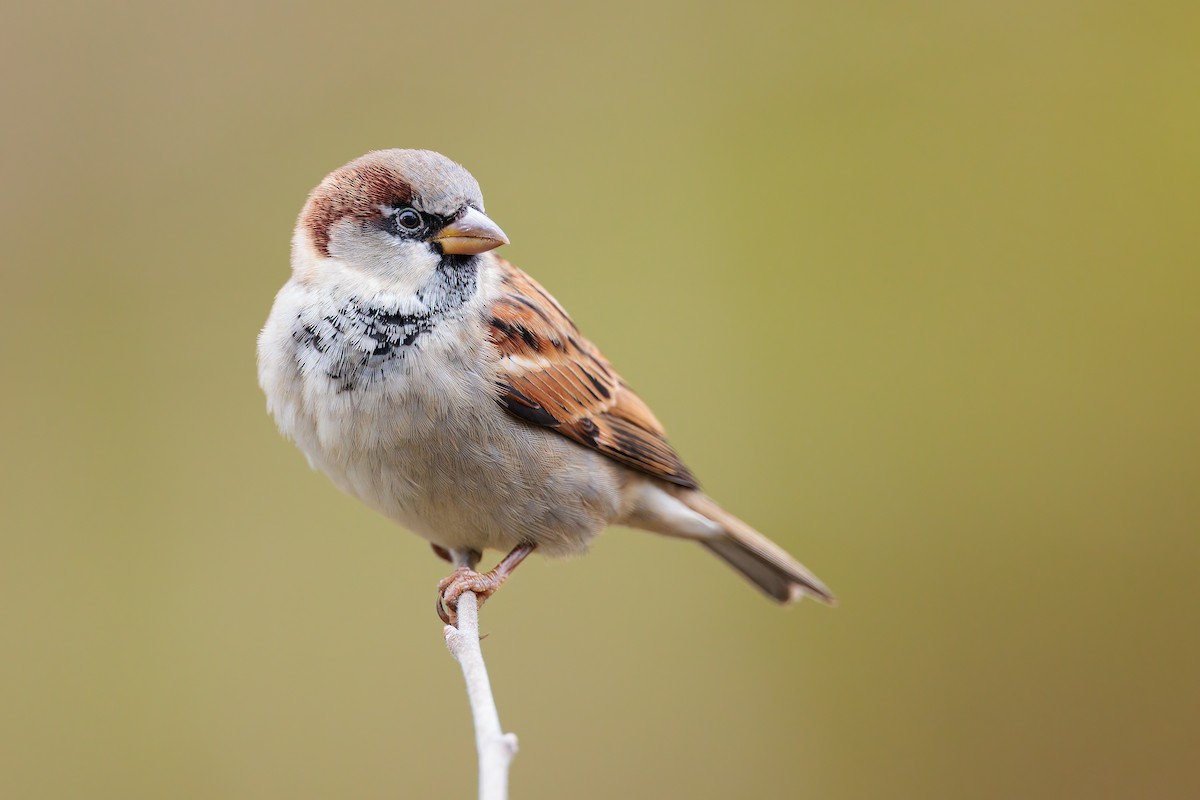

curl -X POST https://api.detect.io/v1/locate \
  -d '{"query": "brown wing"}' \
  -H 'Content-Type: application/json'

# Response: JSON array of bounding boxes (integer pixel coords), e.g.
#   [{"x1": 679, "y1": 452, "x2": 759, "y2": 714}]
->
[{"x1": 486, "y1": 259, "x2": 698, "y2": 489}]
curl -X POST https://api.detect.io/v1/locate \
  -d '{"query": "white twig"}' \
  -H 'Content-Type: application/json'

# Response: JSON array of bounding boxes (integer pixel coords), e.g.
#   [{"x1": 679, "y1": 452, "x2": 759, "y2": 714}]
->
[{"x1": 443, "y1": 554, "x2": 518, "y2": 800}]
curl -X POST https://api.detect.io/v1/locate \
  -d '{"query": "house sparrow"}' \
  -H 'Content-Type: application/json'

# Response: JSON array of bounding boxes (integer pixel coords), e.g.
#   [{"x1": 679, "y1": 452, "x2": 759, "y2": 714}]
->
[{"x1": 258, "y1": 149, "x2": 834, "y2": 624}]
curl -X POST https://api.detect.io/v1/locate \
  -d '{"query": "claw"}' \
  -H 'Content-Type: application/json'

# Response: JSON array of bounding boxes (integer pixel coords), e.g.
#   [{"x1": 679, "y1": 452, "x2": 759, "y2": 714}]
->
[
  {"x1": 434, "y1": 543, "x2": 537, "y2": 627},
  {"x1": 436, "y1": 567, "x2": 501, "y2": 627}
]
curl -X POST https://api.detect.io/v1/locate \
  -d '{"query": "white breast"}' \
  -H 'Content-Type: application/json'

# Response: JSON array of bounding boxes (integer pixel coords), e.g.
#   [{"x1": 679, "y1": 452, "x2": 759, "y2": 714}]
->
[{"x1": 257, "y1": 261, "x2": 624, "y2": 556}]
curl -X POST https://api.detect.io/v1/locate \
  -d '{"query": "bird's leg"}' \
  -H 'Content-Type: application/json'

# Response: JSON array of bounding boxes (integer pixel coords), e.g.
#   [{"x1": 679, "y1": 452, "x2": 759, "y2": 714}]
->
[
  {"x1": 437, "y1": 543, "x2": 536, "y2": 626},
  {"x1": 431, "y1": 544, "x2": 481, "y2": 567}
]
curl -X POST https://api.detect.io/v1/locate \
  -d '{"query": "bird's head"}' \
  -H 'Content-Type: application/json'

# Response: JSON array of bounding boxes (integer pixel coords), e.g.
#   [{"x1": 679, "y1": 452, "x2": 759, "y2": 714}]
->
[{"x1": 292, "y1": 149, "x2": 508, "y2": 294}]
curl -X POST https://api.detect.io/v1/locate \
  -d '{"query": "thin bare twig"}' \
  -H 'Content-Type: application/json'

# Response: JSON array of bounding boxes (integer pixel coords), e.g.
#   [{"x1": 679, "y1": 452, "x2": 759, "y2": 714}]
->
[{"x1": 443, "y1": 551, "x2": 518, "y2": 800}]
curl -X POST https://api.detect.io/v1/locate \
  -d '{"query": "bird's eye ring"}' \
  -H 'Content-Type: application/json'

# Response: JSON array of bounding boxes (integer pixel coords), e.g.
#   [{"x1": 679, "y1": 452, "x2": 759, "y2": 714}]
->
[{"x1": 395, "y1": 208, "x2": 423, "y2": 231}]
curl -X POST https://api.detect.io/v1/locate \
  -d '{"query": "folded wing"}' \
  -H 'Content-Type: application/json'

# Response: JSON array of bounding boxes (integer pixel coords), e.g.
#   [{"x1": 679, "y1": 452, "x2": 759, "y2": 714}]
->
[{"x1": 486, "y1": 260, "x2": 698, "y2": 489}]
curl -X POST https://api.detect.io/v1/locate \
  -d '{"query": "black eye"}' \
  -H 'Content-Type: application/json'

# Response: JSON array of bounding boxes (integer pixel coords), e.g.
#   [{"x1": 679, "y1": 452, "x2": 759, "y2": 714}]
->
[{"x1": 395, "y1": 208, "x2": 423, "y2": 232}]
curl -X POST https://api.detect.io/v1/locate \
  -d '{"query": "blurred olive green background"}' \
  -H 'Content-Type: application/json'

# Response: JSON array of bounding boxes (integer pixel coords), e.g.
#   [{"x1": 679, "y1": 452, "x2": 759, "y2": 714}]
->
[{"x1": 3, "y1": 1, "x2": 1198, "y2": 798}]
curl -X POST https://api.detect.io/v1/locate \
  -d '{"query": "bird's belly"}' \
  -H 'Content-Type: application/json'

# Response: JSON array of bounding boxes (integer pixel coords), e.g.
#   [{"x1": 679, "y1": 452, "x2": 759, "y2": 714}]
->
[{"x1": 281, "y1": 344, "x2": 625, "y2": 557}]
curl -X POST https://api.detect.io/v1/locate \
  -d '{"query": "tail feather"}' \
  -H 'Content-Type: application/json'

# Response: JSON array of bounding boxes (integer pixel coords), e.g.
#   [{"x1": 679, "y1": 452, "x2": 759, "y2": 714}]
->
[{"x1": 681, "y1": 492, "x2": 836, "y2": 605}]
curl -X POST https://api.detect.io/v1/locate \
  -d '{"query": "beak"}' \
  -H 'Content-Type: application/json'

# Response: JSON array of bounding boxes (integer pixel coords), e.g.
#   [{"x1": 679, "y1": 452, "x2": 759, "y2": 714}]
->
[{"x1": 431, "y1": 207, "x2": 509, "y2": 255}]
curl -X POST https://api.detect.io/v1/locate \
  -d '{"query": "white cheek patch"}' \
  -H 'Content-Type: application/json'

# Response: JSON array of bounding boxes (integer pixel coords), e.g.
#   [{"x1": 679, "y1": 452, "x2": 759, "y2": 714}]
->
[{"x1": 325, "y1": 220, "x2": 441, "y2": 296}]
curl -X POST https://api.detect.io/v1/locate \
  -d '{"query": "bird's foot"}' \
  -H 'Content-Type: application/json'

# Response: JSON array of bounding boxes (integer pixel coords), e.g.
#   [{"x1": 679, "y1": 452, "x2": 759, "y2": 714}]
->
[
  {"x1": 435, "y1": 542, "x2": 536, "y2": 626},
  {"x1": 437, "y1": 567, "x2": 506, "y2": 626}
]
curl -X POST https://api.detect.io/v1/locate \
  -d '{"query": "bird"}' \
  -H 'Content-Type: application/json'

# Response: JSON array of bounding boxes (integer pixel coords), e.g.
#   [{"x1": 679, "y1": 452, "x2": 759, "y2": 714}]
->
[{"x1": 258, "y1": 149, "x2": 835, "y2": 625}]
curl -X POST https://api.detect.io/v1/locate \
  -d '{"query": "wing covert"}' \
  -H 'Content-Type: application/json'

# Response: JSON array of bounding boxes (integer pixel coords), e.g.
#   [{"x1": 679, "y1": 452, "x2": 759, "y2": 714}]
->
[{"x1": 487, "y1": 260, "x2": 698, "y2": 489}]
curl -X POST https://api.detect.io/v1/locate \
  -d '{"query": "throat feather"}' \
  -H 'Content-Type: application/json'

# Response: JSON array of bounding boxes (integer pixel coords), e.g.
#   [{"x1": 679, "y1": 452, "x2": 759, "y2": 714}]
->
[{"x1": 292, "y1": 257, "x2": 479, "y2": 392}]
